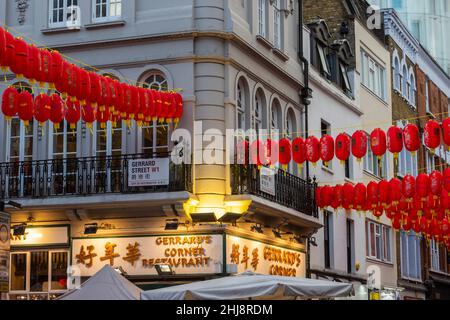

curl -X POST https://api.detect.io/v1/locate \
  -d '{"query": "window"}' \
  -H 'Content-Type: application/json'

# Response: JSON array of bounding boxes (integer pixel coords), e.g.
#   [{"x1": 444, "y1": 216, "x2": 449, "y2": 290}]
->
[
  {"x1": 397, "y1": 122, "x2": 418, "y2": 176},
  {"x1": 273, "y1": 0, "x2": 282, "y2": 49},
  {"x1": 9, "y1": 251, "x2": 68, "y2": 300},
  {"x1": 345, "y1": 150, "x2": 354, "y2": 180},
  {"x1": 270, "y1": 100, "x2": 282, "y2": 133},
  {"x1": 409, "y1": 73, "x2": 416, "y2": 106},
  {"x1": 361, "y1": 50, "x2": 387, "y2": 101},
  {"x1": 366, "y1": 220, "x2": 392, "y2": 263},
  {"x1": 324, "y1": 210, "x2": 333, "y2": 269},
  {"x1": 402, "y1": 65, "x2": 408, "y2": 97},
  {"x1": 340, "y1": 62, "x2": 352, "y2": 93},
  {"x1": 321, "y1": 120, "x2": 332, "y2": 170},
  {"x1": 430, "y1": 239, "x2": 447, "y2": 273},
  {"x1": 347, "y1": 219, "x2": 355, "y2": 274},
  {"x1": 425, "y1": 78, "x2": 430, "y2": 113},
  {"x1": 317, "y1": 44, "x2": 330, "y2": 76},
  {"x1": 141, "y1": 73, "x2": 170, "y2": 158},
  {"x1": 400, "y1": 231, "x2": 422, "y2": 281},
  {"x1": 364, "y1": 138, "x2": 388, "y2": 178},
  {"x1": 49, "y1": 0, "x2": 78, "y2": 28},
  {"x1": 93, "y1": 0, "x2": 122, "y2": 22},
  {"x1": 393, "y1": 56, "x2": 401, "y2": 91},
  {"x1": 286, "y1": 109, "x2": 297, "y2": 173},
  {"x1": 411, "y1": 20, "x2": 421, "y2": 41},
  {"x1": 258, "y1": 0, "x2": 267, "y2": 37},
  {"x1": 237, "y1": 80, "x2": 246, "y2": 130},
  {"x1": 426, "y1": 150, "x2": 435, "y2": 174},
  {"x1": 253, "y1": 90, "x2": 265, "y2": 133}
]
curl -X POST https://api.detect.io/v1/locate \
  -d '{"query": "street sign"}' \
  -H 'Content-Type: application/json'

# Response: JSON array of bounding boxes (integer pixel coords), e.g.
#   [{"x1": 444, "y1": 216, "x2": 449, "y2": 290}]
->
[{"x1": 128, "y1": 158, "x2": 170, "y2": 187}]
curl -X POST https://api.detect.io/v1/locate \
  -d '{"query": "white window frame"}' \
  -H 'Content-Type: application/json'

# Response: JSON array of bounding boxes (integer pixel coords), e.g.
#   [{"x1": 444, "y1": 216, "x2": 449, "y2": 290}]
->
[
  {"x1": 9, "y1": 250, "x2": 69, "y2": 300},
  {"x1": 430, "y1": 239, "x2": 441, "y2": 272},
  {"x1": 273, "y1": 0, "x2": 282, "y2": 49},
  {"x1": 258, "y1": 0, "x2": 267, "y2": 37},
  {"x1": 361, "y1": 49, "x2": 387, "y2": 101},
  {"x1": 397, "y1": 121, "x2": 418, "y2": 177},
  {"x1": 92, "y1": 0, "x2": 122, "y2": 23},
  {"x1": 317, "y1": 44, "x2": 330, "y2": 76},
  {"x1": 409, "y1": 72, "x2": 416, "y2": 107},
  {"x1": 253, "y1": 92, "x2": 264, "y2": 133},
  {"x1": 393, "y1": 56, "x2": 401, "y2": 91},
  {"x1": 6, "y1": 117, "x2": 34, "y2": 163},
  {"x1": 425, "y1": 78, "x2": 431, "y2": 114},
  {"x1": 364, "y1": 138, "x2": 388, "y2": 178},
  {"x1": 366, "y1": 220, "x2": 392, "y2": 263},
  {"x1": 400, "y1": 230, "x2": 422, "y2": 281},
  {"x1": 237, "y1": 81, "x2": 246, "y2": 131},
  {"x1": 340, "y1": 62, "x2": 352, "y2": 92},
  {"x1": 48, "y1": 0, "x2": 79, "y2": 28},
  {"x1": 426, "y1": 149, "x2": 435, "y2": 174}
]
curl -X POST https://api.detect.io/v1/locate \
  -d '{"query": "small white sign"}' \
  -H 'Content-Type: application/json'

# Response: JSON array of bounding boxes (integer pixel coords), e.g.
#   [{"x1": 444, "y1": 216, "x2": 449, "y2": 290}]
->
[
  {"x1": 260, "y1": 167, "x2": 276, "y2": 196},
  {"x1": 128, "y1": 158, "x2": 170, "y2": 187},
  {"x1": 10, "y1": 226, "x2": 69, "y2": 247}
]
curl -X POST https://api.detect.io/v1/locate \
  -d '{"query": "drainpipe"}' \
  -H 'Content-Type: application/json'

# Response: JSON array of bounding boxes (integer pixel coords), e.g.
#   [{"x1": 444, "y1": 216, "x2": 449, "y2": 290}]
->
[{"x1": 298, "y1": 0, "x2": 313, "y2": 279}]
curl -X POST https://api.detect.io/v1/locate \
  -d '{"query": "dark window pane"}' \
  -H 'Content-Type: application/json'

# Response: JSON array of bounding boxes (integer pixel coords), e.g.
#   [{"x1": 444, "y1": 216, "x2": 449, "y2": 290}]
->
[
  {"x1": 11, "y1": 254, "x2": 27, "y2": 291},
  {"x1": 30, "y1": 252, "x2": 49, "y2": 293}
]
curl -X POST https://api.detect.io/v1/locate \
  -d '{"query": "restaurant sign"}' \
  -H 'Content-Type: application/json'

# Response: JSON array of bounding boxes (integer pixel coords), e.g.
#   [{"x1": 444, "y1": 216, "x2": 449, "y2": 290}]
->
[
  {"x1": 10, "y1": 226, "x2": 69, "y2": 247},
  {"x1": 72, "y1": 235, "x2": 223, "y2": 277},
  {"x1": 226, "y1": 235, "x2": 305, "y2": 278},
  {"x1": 128, "y1": 158, "x2": 170, "y2": 187}
]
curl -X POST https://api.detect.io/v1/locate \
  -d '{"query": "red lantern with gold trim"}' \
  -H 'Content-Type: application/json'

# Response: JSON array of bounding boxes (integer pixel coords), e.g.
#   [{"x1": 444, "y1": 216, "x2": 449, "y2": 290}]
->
[
  {"x1": 342, "y1": 183, "x2": 355, "y2": 210},
  {"x1": 351, "y1": 130, "x2": 367, "y2": 161},
  {"x1": 165, "y1": 93, "x2": 177, "y2": 124},
  {"x1": 38, "y1": 49, "x2": 52, "y2": 88},
  {"x1": 402, "y1": 174, "x2": 416, "y2": 201},
  {"x1": 430, "y1": 170, "x2": 443, "y2": 199},
  {"x1": 442, "y1": 118, "x2": 450, "y2": 150},
  {"x1": 144, "y1": 89, "x2": 155, "y2": 124},
  {"x1": 68, "y1": 65, "x2": 81, "y2": 102},
  {"x1": 106, "y1": 77, "x2": 118, "y2": 113},
  {"x1": 4, "y1": 31, "x2": 15, "y2": 70},
  {"x1": 392, "y1": 215, "x2": 402, "y2": 231},
  {"x1": 82, "y1": 101, "x2": 97, "y2": 129},
  {"x1": 65, "y1": 98, "x2": 81, "y2": 130},
  {"x1": 444, "y1": 168, "x2": 450, "y2": 195},
  {"x1": 96, "y1": 106, "x2": 110, "y2": 129},
  {"x1": 403, "y1": 123, "x2": 420, "y2": 154},
  {"x1": 25, "y1": 45, "x2": 41, "y2": 84},
  {"x1": 17, "y1": 91, "x2": 34, "y2": 126},
  {"x1": 387, "y1": 125, "x2": 403, "y2": 159},
  {"x1": 173, "y1": 92, "x2": 183, "y2": 124},
  {"x1": 55, "y1": 61, "x2": 71, "y2": 98},
  {"x1": 152, "y1": 90, "x2": 162, "y2": 121},
  {"x1": 98, "y1": 76, "x2": 112, "y2": 112},
  {"x1": 441, "y1": 188, "x2": 450, "y2": 213},
  {"x1": 416, "y1": 173, "x2": 430, "y2": 202},
  {"x1": 321, "y1": 186, "x2": 333, "y2": 209},
  {"x1": 34, "y1": 93, "x2": 52, "y2": 126},
  {"x1": 306, "y1": 136, "x2": 320, "y2": 166},
  {"x1": 265, "y1": 139, "x2": 279, "y2": 167},
  {"x1": 367, "y1": 181, "x2": 379, "y2": 210},
  {"x1": 89, "y1": 72, "x2": 102, "y2": 107},
  {"x1": 335, "y1": 133, "x2": 350, "y2": 164},
  {"x1": 424, "y1": 120, "x2": 441, "y2": 152},
  {"x1": 49, "y1": 50, "x2": 63, "y2": 89},
  {"x1": 390, "y1": 178, "x2": 402, "y2": 205},
  {"x1": 249, "y1": 139, "x2": 267, "y2": 167},
  {"x1": 379, "y1": 180, "x2": 391, "y2": 208},
  {"x1": 49, "y1": 94, "x2": 65, "y2": 129},
  {"x1": 354, "y1": 183, "x2": 367, "y2": 211},
  {"x1": 320, "y1": 135, "x2": 334, "y2": 166},
  {"x1": 79, "y1": 69, "x2": 91, "y2": 105},
  {"x1": 10, "y1": 37, "x2": 28, "y2": 78},
  {"x1": 0, "y1": 27, "x2": 6, "y2": 70},
  {"x1": 292, "y1": 137, "x2": 306, "y2": 171},
  {"x1": 316, "y1": 187, "x2": 324, "y2": 209},
  {"x1": 279, "y1": 138, "x2": 292, "y2": 170},
  {"x1": 370, "y1": 128, "x2": 387, "y2": 159},
  {"x1": 1, "y1": 87, "x2": 19, "y2": 121},
  {"x1": 331, "y1": 185, "x2": 343, "y2": 210}
]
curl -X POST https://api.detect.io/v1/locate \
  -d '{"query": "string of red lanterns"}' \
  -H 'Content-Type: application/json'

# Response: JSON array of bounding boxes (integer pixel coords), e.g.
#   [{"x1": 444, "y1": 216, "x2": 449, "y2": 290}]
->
[
  {"x1": 0, "y1": 27, "x2": 184, "y2": 128},
  {"x1": 315, "y1": 170, "x2": 450, "y2": 249}
]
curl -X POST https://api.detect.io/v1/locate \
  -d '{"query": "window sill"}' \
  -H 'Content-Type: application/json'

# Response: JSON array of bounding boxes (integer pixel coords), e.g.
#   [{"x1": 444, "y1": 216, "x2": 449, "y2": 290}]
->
[
  {"x1": 344, "y1": 178, "x2": 355, "y2": 185},
  {"x1": 256, "y1": 35, "x2": 273, "y2": 50},
  {"x1": 321, "y1": 165, "x2": 334, "y2": 175},
  {"x1": 400, "y1": 276, "x2": 423, "y2": 283},
  {"x1": 273, "y1": 48, "x2": 289, "y2": 61},
  {"x1": 363, "y1": 170, "x2": 383, "y2": 181},
  {"x1": 366, "y1": 257, "x2": 394, "y2": 267},
  {"x1": 41, "y1": 26, "x2": 81, "y2": 34},
  {"x1": 85, "y1": 20, "x2": 126, "y2": 30},
  {"x1": 429, "y1": 269, "x2": 450, "y2": 277}
]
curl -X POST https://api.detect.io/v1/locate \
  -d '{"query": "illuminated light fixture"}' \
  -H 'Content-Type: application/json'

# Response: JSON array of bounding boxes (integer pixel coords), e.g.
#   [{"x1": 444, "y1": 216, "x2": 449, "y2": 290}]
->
[
  {"x1": 250, "y1": 224, "x2": 263, "y2": 234},
  {"x1": 190, "y1": 212, "x2": 217, "y2": 223},
  {"x1": 165, "y1": 219, "x2": 180, "y2": 231},
  {"x1": 84, "y1": 223, "x2": 98, "y2": 235},
  {"x1": 12, "y1": 224, "x2": 26, "y2": 236},
  {"x1": 272, "y1": 229, "x2": 282, "y2": 238},
  {"x1": 218, "y1": 212, "x2": 242, "y2": 225},
  {"x1": 155, "y1": 263, "x2": 174, "y2": 276}
]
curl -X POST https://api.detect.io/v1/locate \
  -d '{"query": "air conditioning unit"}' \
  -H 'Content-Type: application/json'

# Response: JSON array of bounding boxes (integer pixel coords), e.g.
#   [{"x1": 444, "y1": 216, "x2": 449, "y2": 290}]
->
[{"x1": 66, "y1": 6, "x2": 81, "y2": 29}]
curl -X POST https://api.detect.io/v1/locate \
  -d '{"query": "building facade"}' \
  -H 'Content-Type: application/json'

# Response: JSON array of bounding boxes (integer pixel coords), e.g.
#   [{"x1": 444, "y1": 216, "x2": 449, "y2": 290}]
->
[{"x1": 0, "y1": 0, "x2": 322, "y2": 300}]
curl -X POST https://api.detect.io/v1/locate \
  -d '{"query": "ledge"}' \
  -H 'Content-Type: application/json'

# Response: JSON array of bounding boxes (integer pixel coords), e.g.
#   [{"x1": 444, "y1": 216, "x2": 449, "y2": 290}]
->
[
  {"x1": 273, "y1": 48, "x2": 289, "y2": 62},
  {"x1": 85, "y1": 20, "x2": 126, "y2": 30},
  {"x1": 256, "y1": 35, "x2": 274, "y2": 50},
  {"x1": 41, "y1": 26, "x2": 81, "y2": 34}
]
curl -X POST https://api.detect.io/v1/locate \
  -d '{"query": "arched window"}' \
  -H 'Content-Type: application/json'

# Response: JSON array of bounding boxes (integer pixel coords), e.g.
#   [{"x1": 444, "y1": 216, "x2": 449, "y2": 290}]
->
[
  {"x1": 402, "y1": 65, "x2": 408, "y2": 97},
  {"x1": 141, "y1": 71, "x2": 170, "y2": 157},
  {"x1": 236, "y1": 78, "x2": 249, "y2": 131},
  {"x1": 285, "y1": 108, "x2": 297, "y2": 173},
  {"x1": 393, "y1": 56, "x2": 401, "y2": 91},
  {"x1": 409, "y1": 72, "x2": 416, "y2": 106},
  {"x1": 271, "y1": 99, "x2": 282, "y2": 134},
  {"x1": 253, "y1": 89, "x2": 266, "y2": 133}
]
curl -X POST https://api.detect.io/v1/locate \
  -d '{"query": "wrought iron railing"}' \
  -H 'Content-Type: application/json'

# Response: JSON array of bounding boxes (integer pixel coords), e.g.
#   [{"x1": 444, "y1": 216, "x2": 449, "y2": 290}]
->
[
  {"x1": 0, "y1": 154, "x2": 192, "y2": 200},
  {"x1": 231, "y1": 164, "x2": 318, "y2": 218}
]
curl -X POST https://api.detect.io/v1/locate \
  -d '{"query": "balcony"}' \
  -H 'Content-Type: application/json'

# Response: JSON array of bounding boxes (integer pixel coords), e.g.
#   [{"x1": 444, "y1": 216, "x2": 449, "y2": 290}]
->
[
  {"x1": 230, "y1": 165, "x2": 319, "y2": 219},
  {"x1": 0, "y1": 154, "x2": 192, "y2": 201}
]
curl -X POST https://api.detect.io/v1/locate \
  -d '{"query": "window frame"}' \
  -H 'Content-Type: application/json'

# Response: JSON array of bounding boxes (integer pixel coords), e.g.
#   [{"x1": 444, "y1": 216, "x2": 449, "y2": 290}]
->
[
  {"x1": 400, "y1": 230, "x2": 422, "y2": 281},
  {"x1": 364, "y1": 137, "x2": 388, "y2": 178},
  {"x1": 366, "y1": 220, "x2": 393, "y2": 263},
  {"x1": 273, "y1": 0, "x2": 282, "y2": 49},
  {"x1": 258, "y1": 0, "x2": 267, "y2": 38},
  {"x1": 48, "y1": 0, "x2": 79, "y2": 28},
  {"x1": 396, "y1": 121, "x2": 418, "y2": 177},
  {"x1": 360, "y1": 49, "x2": 387, "y2": 101},
  {"x1": 317, "y1": 44, "x2": 331, "y2": 76},
  {"x1": 92, "y1": 0, "x2": 122, "y2": 23}
]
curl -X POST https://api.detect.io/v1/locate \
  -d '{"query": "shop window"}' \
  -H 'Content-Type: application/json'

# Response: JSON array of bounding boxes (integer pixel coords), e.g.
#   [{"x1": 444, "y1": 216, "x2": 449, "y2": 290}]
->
[
  {"x1": 9, "y1": 251, "x2": 68, "y2": 300},
  {"x1": 49, "y1": 0, "x2": 78, "y2": 28},
  {"x1": 400, "y1": 231, "x2": 422, "y2": 281},
  {"x1": 366, "y1": 220, "x2": 392, "y2": 263},
  {"x1": 92, "y1": 0, "x2": 122, "y2": 22}
]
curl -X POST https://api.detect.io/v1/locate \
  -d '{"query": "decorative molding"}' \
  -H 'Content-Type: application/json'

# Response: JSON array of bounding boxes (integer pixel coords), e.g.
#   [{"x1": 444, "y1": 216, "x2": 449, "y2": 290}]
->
[{"x1": 15, "y1": 0, "x2": 29, "y2": 25}]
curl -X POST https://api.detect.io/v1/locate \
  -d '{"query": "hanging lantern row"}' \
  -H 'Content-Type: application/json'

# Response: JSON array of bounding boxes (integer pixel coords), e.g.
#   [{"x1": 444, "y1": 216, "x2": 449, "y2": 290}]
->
[
  {"x1": 0, "y1": 27, "x2": 184, "y2": 126},
  {"x1": 236, "y1": 122, "x2": 450, "y2": 169},
  {"x1": 315, "y1": 171, "x2": 450, "y2": 248}
]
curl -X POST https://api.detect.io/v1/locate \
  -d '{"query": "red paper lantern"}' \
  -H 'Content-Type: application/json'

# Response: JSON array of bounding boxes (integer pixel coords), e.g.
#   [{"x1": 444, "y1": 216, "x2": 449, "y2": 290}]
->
[
  {"x1": 25, "y1": 45, "x2": 41, "y2": 84},
  {"x1": 0, "y1": 28, "x2": 6, "y2": 69},
  {"x1": 4, "y1": 31, "x2": 15, "y2": 70},
  {"x1": 412, "y1": 218, "x2": 421, "y2": 234},
  {"x1": 444, "y1": 168, "x2": 450, "y2": 195},
  {"x1": 98, "y1": 76, "x2": 112, "y2": 112},
  {"x1": 416, "y1": 173, "x2": 430, "y2": 201},
  {"x1": 442, "y1": 218, "x2": 450, "y2": 236},
  {"x1": 96, "y1": 106, "x2": 110, "y2": 129},
  {"x1": 306, "y1": 136, "x2": 320, "y2": 165},
  {"x1": 441, "y1": 188, "x2": 450, "y2": 212},
  {"x1": 292, "y1": 137, "x2": 307, "y2": 171},
  {"x1": 89, "y1": 72, "x2": 102, "y2": 107},
  {"x1": 165, "y1": 93, "x2": 177, "y2": 123},
  {"x1": 424, "y1": 120, "x2": 441, "y2": 152},
  {"x1": 265, "y1": 139, "x2": 279, "y2": 166},
  {"x1": 49, "y1": 94, "x2": 65, "y2": 129},
  {"x1": 316, "y1": 187, "x2": 323, "y2": 209},
  {"x1": 321, "y1": 186, "x2": 334, "y2": 209},
  {"x1": 55, "y1": 61, "x2": 71, "y2": 98},
  {"x1": 331, "y1": 185, "x2": 343, "y2": 210},
  {"x1": 335, "y1": 133, "x2": 351, "y2": 164},
  {"x1": 320, "y1": 135, "x2": 334, "y2": 166},
  {"x1": 370, "y1": 128, "x2": 387, "y2": 158},
  {"x1": 152, "y1": 90, "x2": 163, "y2": 121},
  {"x1": 278, "y1": 138, "x2": 292, "y2": 169},
  {"x1": 67, "y1": 66, "x2": 81, "y2": 101},
  {"x1": 10, "y1": 37, "x2": 28, "y2": 78},
  {"x1": 17, "y1": 91, "x2": 34, "y2": 126},
  {"x1": 379, "y1": 180, "x2": 391, "y2": 208},
  {"x1": 114, "y1": 81, "x2": 124, "y2": 116},
  {"x1": 79, "y1": 69, "x2": 91, "y2": 104},
  {"x1": 442, "y1": 118, "x2": 450, "y2": 149},
  {"x1": 342, "y1": 183, "x2": 355, "y2": 210},
  {"x1": 249, "y1": 140, "x2": 267, "y2": 167},
  {"x1": 392, "y1": 216, "x2": 402, "y2": 231},
  {"x1": 173, "y1": 92, "x2": 183, "y2": 124},
  {"x1": 106, "y1": 77, "x2": 118, "y2": 113},
  {"x1": 390, "y1": 178, "x2": 402, "y2": 205},
  {"x1": 49, "y1": 50, "x2": 63, "y2": 89},
  {"x1": 34, "y1": 93, "x2": 52, "y2": 125},
  {"x1": 430, "y1": 170, "x2": 443, "y2": 198},
  {"x1": 367, "y1": 181, "x2": 379, "y2": 209},
  {"x1": 38, "y1": 49, "x2": 52, "y2": 88},
  {"x1": 354, "y1": 183, "x2": 367, "y2": 211},
  {"x1": 144, "y1": 89, "x2": 155, "y2": 123},
  {"x1": 65, "y1": 98, "x2": 81, "y2": 130},
  {"x1": 402, "y1": 175, "x2": 416, "y2": 200},
  {"x1": 82, "y1": 101, "x2": 97, "y2": 128},
  {"x1": 1, "y1": 87, "x2": 19, "y2": 120},
  {"x1": 387, "y1": 126, "x2": 403, "y2": 158},
  {"x1": 403, "y1": 123, "x2": 420, "y2": 154},
  {"x1": 351, "y1": 130, "x2": 368, "y2": 161},
  {"x1": 159, "y1": 92, "x2": 171, "y2": 123},
  {"x1": 121, "y1": 84, "x2": 133, "y2": 119}
]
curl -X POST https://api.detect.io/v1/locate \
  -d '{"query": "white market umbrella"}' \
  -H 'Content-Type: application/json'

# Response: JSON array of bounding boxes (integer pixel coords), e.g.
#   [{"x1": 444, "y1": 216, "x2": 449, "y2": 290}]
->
[
  {"x1": 141, "y1": 271, "x2": 353, "y2": 300},
  {"x1": 58, "y1": 265, "x2": 142, "y2": 300}
]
